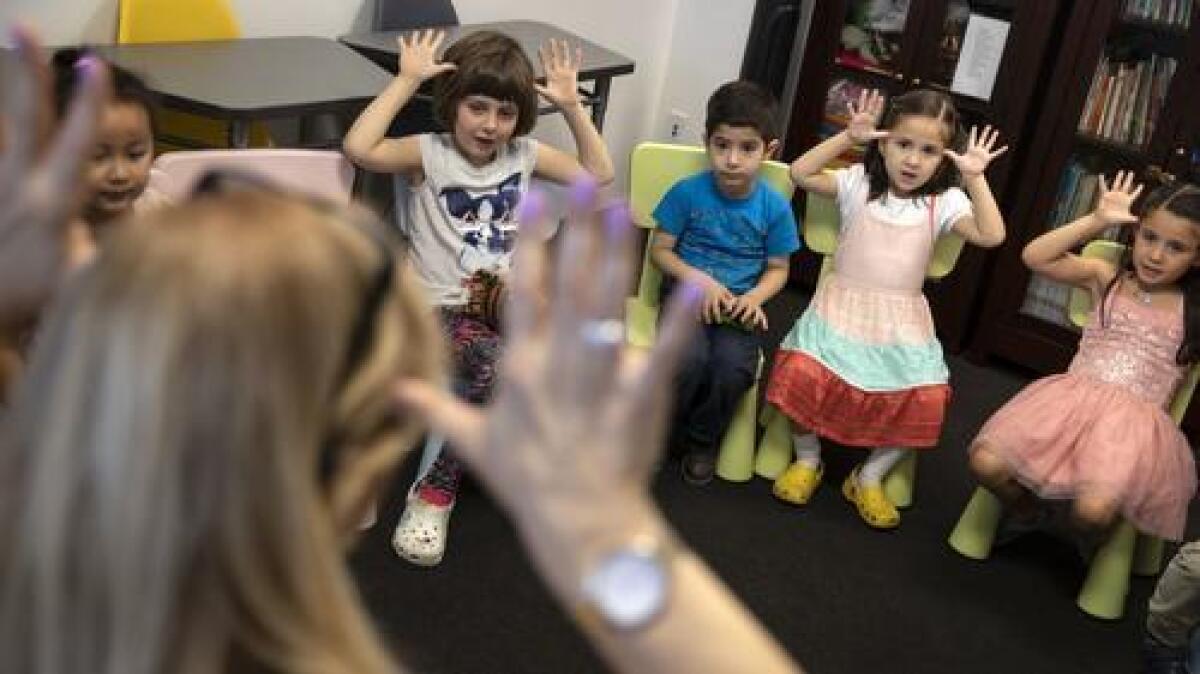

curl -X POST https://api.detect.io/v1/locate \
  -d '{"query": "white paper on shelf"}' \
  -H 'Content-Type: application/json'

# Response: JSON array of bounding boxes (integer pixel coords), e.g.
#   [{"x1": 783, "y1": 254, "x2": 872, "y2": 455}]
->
[{"x1": 950, "y1": 14, "x2": 1011, "y2": 101}]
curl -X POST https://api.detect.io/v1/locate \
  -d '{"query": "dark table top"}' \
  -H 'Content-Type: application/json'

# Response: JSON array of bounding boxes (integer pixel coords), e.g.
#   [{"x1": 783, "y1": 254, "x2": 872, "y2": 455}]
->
[
  {"x1": 87, "y1": 36, "x2": 393, "y2": 120},
  {"x1": 340, "y1": 20, "x2": 635, "y2": 81}
]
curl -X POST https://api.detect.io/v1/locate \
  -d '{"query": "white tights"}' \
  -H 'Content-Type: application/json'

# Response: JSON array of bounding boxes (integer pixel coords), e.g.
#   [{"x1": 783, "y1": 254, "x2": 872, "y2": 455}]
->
[{"x1": 791, "y1": 432, "x2": 907, "y2": 486}]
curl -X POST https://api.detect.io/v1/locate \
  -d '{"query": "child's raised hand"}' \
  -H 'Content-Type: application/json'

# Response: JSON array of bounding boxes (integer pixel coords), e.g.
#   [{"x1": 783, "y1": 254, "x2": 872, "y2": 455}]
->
[
  {"x1": 1095, "y1": 170, "x2": 1144, "y2": 226},
  {"x1": 396, "y1": 29, "x2": 456, "y2": 83},
  {"x1": 535, "y1": 39, "x2": 583, "y2": 110},
  {"x1": 943, "y1": 125, "x2": 1008, "y2": 178},
  {"x1": 845, "y1": 89, "x2": 888, "y2": 145},
  {"x1": 728, "y1": 294, "x2": 768, "y2": 331}
]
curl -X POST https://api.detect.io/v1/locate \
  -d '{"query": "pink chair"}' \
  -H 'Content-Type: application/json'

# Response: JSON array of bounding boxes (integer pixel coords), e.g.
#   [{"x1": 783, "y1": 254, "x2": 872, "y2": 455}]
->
[{"x1": 150, "y1": 149, "x2": 355, "y2": 204}]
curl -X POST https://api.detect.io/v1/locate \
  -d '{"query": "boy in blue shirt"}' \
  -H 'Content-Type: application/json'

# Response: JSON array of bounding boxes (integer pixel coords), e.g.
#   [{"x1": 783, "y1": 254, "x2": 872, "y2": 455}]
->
[{"x1": 651, "y1": 80, "x2": 801, "y2": 485}]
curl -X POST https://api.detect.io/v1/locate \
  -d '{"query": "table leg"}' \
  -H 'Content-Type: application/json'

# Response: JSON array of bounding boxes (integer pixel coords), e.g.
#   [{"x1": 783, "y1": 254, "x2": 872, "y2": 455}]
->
[
  {"x1": 228, "y1": 120, "x2": 250, "y2": 149},
  {"x1": 590, "y1": 77, "x2": 612, "y2": 132}
]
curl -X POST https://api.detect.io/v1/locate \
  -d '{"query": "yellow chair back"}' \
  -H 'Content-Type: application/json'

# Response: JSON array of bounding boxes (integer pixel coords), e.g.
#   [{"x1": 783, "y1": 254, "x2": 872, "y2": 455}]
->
[
  {"x1": 1066, "y1": 239, "x2": 1199, "y2": 423},
  {"x1": 118, "y1": 0, "x2": 240, "y2": 43}
]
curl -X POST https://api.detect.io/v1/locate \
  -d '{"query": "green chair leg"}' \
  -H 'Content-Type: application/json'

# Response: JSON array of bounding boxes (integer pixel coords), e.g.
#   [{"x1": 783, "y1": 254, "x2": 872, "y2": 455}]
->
[
  {"x1": 883, "y1": 452, "x2": 916, "y2": 508},
  {"x1": 716, "y1": 384, "x2": 759, "y2": 482},
  {"x1": 1078, "y1": 520, "x2": 1138, "y2": 619},
  {"x1": 753, "y1": 404, "x2": 793, "y2": 480},
  {"x1": 1134, "y1": 533, "x2": 1165, "y2": 577},
  {"x1": 947, "y1": 487, "x2": 1004, "y2": 560}
]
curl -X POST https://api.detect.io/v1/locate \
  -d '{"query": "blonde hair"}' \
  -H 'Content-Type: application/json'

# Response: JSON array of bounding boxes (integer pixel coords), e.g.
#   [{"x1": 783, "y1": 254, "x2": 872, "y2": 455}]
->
[{"x1": 0, "y1": 192, "x2": 442, "y2": 673}]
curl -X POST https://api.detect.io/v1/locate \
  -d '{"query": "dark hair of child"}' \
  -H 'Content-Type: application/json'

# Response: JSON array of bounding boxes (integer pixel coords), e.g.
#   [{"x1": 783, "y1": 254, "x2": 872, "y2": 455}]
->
[
  {"x1": 861, "y1": 88, "x2": 966, "y2": 202},
  {"x1": 431, "y1": 30, "x2": 539, "y2": 137},
  {"x1": 704, "y1": 80, "x2": 781, "y2": 143},
  {"x1": 1100, "y1": 179, "x2": 1200, "y2": 364},
  {"x1": 51, "y1": 48, "x2": 157, "y2": 129}
]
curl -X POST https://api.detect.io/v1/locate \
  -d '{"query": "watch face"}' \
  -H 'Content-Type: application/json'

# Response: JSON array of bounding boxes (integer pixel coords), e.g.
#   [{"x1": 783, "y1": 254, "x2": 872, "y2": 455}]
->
[{"x1": 583, "y1": 549, "x2": 668, "y2": 630}]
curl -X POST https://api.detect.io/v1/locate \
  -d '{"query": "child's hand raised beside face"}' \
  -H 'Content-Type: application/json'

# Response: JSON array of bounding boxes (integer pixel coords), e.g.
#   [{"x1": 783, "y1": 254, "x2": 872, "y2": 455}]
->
[
  {"x1": 1094, "y1": 170, "x2": 1144, "y2": 227},
  {"x1": 535, "y1": 39, "x2": 583, "y2": 111},
  {"x1": 396, "y1": 29, "x2": 457, "y2": 83},
  {"x1": 943, "y1": 125, "x2": 1009, "y2": 179},
  {"x1": 845, "y1": 89, "x2": 889, "y2": 145}
]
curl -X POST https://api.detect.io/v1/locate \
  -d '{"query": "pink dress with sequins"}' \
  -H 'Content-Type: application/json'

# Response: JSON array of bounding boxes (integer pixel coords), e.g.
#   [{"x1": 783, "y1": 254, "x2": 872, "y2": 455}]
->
[{"x1": 973, "y1": 285, "x2": 1196, "y2": 540}]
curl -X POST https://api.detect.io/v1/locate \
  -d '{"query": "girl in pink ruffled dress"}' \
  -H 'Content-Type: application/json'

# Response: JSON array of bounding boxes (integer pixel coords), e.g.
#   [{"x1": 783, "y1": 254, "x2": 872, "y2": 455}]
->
[{"x1": 971, "y1": 174, "x2": 1200, "y2": 542}]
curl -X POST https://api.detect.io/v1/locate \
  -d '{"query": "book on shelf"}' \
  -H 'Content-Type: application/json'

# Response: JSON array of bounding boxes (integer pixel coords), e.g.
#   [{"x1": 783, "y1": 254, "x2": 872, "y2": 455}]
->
[
  {"x1": 1124, "y1": 0, "x2": 1193, "y2": 27},
  {"x1": 1077, "y1": 52, "x2": 1177, "y2": 146},
  {"x1": 1130, "y1": 56, "x2": 1153, "y2": 144}
]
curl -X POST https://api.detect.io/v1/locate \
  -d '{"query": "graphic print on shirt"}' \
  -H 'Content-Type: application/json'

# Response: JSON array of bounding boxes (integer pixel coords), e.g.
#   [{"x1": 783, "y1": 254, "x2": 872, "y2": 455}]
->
[
  {"x1": 440, "y1": 172, "x2": 522, "y2": 273},
  {"x1": 678, "y1": 208, "x2": 767, "y2": 268}
]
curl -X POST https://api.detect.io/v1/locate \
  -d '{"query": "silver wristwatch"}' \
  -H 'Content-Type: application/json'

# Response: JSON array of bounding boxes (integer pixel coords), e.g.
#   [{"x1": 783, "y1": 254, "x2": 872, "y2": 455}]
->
[{"x1": 578, "y1": 533, "x2": 674, "y2": 631}]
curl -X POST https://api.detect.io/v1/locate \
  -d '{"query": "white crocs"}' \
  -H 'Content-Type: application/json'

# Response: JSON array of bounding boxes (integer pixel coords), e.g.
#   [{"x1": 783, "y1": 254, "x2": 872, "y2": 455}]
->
[{"x1": 391, "y1": 492, "x2": 453, "y2": 567}]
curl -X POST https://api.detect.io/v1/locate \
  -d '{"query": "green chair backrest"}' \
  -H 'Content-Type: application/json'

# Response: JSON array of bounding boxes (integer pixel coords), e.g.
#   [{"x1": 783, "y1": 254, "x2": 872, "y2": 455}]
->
[
  {"x1": 629, "y1": 142, "x2": 795, "y2": 307},
  {"x1": 803, "y1": 169, "x2": 966, "y2": 280},
  {"x1": 1066, "y1": 239, "x2": 1199, "y2": 423}
]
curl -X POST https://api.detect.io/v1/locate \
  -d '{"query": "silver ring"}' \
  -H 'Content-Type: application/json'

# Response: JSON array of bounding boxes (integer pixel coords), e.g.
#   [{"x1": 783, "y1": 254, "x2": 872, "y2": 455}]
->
[{"x1": 579, "y1": 318, "x2": 624, "y2": 347}]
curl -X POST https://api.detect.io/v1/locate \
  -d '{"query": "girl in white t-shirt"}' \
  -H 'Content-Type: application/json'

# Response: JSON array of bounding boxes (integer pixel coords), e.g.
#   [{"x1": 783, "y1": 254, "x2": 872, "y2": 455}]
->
[
  {"x1": 343, "y1": 29, "x2": 614, "y2": 565},
  {"x1": 765, "y1": 88, "x2": 1008, "y2": 529}
]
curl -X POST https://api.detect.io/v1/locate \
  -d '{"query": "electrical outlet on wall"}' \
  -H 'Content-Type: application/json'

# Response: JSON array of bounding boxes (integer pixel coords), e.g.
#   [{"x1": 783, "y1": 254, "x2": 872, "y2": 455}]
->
[{"x1": 667, "y1": 109, "x2": 692, "y2": 140}]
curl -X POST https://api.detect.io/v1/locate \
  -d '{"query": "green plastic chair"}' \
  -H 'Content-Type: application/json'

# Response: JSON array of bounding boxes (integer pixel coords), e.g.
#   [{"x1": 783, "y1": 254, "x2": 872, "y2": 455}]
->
[
  {"x1": 626, "y1": 142, "x2": 794, "y2": 482},
  {"x1": 754, "y1": 176, "x2": 966, "y2": 507},
  {"x1": 948, "y1": 239, "x2": 1200, "y2": 619}
]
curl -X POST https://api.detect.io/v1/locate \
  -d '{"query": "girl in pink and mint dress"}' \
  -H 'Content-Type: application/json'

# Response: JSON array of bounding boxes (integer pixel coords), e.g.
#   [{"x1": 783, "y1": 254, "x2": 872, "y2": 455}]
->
[
  {"x1": 767, "y1": 89, "x2": 1009, "y2": 529},
  {"x1": 970, "y1": 176, "x2": 1200, "y2": 543}
]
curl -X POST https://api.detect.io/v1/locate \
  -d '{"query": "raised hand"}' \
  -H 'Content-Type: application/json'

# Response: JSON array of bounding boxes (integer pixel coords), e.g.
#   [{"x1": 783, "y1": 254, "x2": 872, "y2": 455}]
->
[
  {"x1": 395, "y1": 180, "x2": 700, "y2": 602},
  {"x1": 535, "y1": 39, "x2": 583, "y2": 110},
  {"x1": 1095, "y1": 170, "x2": 1144, "y2": 226},
  {"x1": 944, "y1": 125, "x2": 1009, "y2": 178},
  {"x1": 396, "y1": 29, "x2": 456, "y2": 83},
  {"x1": 0, "y1": 26, "x2": 108, "y2": 331},
  {"x1": 845, "y1": 89, "x2": 888, "y2": 145}
]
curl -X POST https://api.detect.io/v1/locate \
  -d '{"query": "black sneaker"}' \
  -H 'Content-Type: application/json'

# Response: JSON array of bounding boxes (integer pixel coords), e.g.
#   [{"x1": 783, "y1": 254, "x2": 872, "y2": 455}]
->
[{"x1": 681, "y1": 451, "x2": 716, "y2": 486}]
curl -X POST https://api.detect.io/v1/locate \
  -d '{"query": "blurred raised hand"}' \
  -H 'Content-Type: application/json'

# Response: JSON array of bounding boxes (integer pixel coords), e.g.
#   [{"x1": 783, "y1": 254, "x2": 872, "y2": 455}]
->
[{"x1": 0, "y1": 26, "x2": 108, "y2": 332}]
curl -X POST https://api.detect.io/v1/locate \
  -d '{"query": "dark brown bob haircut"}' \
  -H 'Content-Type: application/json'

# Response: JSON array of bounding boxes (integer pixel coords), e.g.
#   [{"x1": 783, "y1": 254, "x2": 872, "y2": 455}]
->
[{"x1": 432, "y1": 30, "x2": 539, "y2": 137}]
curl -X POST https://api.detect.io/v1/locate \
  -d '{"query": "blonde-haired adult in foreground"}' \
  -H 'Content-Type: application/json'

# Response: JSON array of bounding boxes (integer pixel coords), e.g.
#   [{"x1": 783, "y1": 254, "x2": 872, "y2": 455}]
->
[
  {"x1": 1, "y1": 186, "x2": 444, "y2": 672},
  {"x1": 0, "y1": 27, "x2": 801, "y2": 674}
]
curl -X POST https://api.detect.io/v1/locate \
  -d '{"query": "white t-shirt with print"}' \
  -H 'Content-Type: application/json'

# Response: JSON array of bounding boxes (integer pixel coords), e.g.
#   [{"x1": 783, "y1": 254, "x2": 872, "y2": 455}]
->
[{"x1": 395, "y1": 133, "x2": 538, "y2": 306}]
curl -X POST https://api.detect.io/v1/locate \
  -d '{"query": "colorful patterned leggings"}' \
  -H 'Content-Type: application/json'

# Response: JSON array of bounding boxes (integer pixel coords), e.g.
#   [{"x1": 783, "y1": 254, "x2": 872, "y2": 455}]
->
[{"x1": 416, "y1": 309, "x2": 502, "y2": 504}]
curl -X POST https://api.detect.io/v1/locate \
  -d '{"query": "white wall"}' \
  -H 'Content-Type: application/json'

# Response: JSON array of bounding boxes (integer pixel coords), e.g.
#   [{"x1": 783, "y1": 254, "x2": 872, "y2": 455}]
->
[
  {"x1": 3, "y1": 0, "x2": 116, "y2": 45},
  {"x1": 655, "y1": 1, "x2": 757, "y2": 144},
  {"x1": 1, "y1": 0, "x2": 756, "y2": 187}
]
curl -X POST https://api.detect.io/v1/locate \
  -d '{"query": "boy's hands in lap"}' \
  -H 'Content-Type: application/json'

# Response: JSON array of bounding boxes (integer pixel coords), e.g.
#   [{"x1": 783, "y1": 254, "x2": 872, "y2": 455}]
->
[{"x1": 727, "y1": 294, "x2": 768, "y2": 331}]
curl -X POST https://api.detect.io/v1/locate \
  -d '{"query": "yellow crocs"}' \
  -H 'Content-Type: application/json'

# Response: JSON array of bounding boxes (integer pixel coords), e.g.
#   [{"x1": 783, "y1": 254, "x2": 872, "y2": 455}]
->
[
  {"x1": 773, "y1": 461, "x2": 824, "y2": 505},
  {"x1": 842, "y1": 467, "x2": 900, "y2": 529}
]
